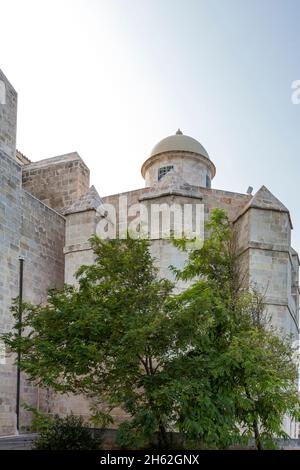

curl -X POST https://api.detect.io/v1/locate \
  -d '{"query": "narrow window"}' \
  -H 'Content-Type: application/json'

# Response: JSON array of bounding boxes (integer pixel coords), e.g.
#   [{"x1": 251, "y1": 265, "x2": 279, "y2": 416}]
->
[
  {"x1": 206, "y1": 174, "x2": 211, "y2": 189},
  {"x1": 158, "y1": 165, "x2": 174, "y2": 181}
]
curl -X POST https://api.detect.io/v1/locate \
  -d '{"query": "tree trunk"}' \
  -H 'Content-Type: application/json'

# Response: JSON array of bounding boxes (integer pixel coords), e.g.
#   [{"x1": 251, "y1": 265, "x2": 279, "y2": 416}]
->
[
  {"x1": 158, "y1": 422, "x2": 169, "y2": 449},
  {"x1": 253, "y1": 419, "x2": 263, "y2": 450}
]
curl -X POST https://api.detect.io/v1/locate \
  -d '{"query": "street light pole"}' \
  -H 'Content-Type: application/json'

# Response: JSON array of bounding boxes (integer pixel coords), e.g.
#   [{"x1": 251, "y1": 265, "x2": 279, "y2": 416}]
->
[{"x1": 16, "y1": 257, "x2": 24, "y2": 434}]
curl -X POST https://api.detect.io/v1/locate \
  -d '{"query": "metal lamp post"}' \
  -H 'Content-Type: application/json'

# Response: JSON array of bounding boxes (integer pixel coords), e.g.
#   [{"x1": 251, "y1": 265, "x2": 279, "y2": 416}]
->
[{"x1": 16, "y1": 257, "x2": 24, "y2": 434}]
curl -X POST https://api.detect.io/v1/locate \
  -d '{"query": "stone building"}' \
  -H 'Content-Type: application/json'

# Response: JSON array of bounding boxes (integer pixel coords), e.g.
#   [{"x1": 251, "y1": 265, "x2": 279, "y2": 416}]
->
[{"x1": 0, "y1": 70, "x2": 299, "y2": 437}]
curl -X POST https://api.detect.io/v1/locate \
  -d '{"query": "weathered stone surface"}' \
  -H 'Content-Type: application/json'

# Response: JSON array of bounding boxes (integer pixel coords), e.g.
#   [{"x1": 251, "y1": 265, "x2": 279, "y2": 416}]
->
[
  {"x1": 142, "y1": 150, "x2": 215, "y2": 188},
  {"x1": 22, "y1": 153, "x2": 90, "y2": 213},
  {"x1": 240, "y1": 185, "x2": 290, "y2": 216},
  {"x1": 63, "y1": 185, "x2": 103, "y2": 215},
  {"x1": 0, "y1": 148, "x2": 66, "y2": 434},
  {"x1": 64, "y1": 209, "x2": 100, "y2": 285},
  {"x1": 0, "y1": 71, "x2": 17, "y2": 160},
  {"x1": 0, "y1": 69, "x2": 299, "y2": 438}
]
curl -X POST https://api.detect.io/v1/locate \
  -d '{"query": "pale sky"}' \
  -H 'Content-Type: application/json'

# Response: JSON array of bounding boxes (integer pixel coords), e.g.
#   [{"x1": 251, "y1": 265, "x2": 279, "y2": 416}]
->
[{"x1": 1, "y1": 0, "x2": 300, "y2": 249}]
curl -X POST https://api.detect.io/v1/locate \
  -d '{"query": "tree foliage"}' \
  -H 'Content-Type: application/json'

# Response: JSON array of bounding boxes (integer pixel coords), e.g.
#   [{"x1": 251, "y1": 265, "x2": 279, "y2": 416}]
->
[
  {"x1": 2, "y1": 210, "x2": 300, "y2": 449},
  {"x1": 171, "y1": 209, "x2": 300, "y2": 449},
  {"x1": 33, "y1": 413, "x2": 99, "y2": 450}
]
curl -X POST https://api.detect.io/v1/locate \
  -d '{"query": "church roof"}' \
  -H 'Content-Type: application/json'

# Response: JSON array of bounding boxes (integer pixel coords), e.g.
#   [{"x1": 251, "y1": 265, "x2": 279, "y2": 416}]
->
[
  {"x1": 150, "y1": 129, "x2": 210, "y2": 159},
  {"x1": 63, "y1": 185, "x2": 103, "y2": 215}
]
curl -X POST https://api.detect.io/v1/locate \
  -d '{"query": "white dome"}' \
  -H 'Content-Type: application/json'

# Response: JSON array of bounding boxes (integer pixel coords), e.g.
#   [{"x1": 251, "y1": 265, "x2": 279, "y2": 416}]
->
[{"x1": 150, "y1": 129, "x2": 209, "y2": 159}]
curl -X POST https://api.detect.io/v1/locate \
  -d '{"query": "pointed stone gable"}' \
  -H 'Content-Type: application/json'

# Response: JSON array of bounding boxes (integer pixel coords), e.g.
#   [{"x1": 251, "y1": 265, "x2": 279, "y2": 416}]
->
[
  {"x1": 247, "y1": 185, "x2": 289, "y2": 212},
  {"x1": 235, "y1": 185, "x2": 292, "y2": 226},
  {"x1": 63, "y1": 185, "x2": 103, "y2": 215}
]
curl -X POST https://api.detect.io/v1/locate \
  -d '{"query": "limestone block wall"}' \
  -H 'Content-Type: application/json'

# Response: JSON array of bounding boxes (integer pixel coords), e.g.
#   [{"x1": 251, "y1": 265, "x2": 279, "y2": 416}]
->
[
  {"x1": 291, "y1": 251, "x2": 299, "y2": 313},
  {"x1": 64, "y1": 210, "x2": 98, "y2": 284},
  {"x1": 19, "y1": 196, "x2": 65, "y2": 432},
  {"x1": 0, "y1": 149, "x2": 65, "y2": 435},
  {"x1": 233, "y1": 210, "x2": 251, "y2": 287},
  {"x1": 22, "y1": 153, "x2": 90, "y2": 213},
  {"x1": 21, "y1": 192, "x2": 65, "y2": 300},
  {"x1": 200, "y1": 188, "x2": 251, "y2": 222},
  {"x1": 102, "y1": 186, "x2": 250, "y2": 288},
  {"x1": 60, "y1": 185, "x2": 299, "y2": 437},
  {"x1": 0, "y1": 70, "x2": 17, "y2": 160},
  {"x1": 150, "y1": 239, "x2": 188, "y2": 291},
  {"x1": 246, "y1": 208, "x2": 298, "y2": 339},
  {"x1": 0, "y1": 151, "x2": 22, "y2": 435},
  {"x1": 142, "y1": 151, "x2": 215, "y2": 188},
  {"x1": 57, "y1": 186, "x2": 253, "y2": 425},
  {"x1": 103, "y1": 187, "x2": 250, "y2": 232},
  {"x1": 56, "y1": 207, "x2": 129, "y2": 425}
]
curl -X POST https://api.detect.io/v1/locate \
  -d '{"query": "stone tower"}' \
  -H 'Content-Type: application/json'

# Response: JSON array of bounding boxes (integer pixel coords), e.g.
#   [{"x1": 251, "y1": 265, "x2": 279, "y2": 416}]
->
[
  {"x1": 0, "y1": 69, "x2": 90, "y2": 434},
  {"x1": 1, "y1": 68, "x2": 299, "y2": 438},
  {"x1": 141, "y1": 129, "x2": 216, "y2": 188},
  {"x1": 60, "y1": 130, "x2": 299, "y2": 436}
]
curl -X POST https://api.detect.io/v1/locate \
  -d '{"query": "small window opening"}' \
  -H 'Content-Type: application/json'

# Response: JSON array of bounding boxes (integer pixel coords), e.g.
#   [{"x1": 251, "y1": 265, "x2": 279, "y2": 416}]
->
[
  {"x1": 206, "y1": 174, "x2": 211, "y2": 189},
  {"x1": 158, "y1": 165, "x2": 174, "y2": 181}
]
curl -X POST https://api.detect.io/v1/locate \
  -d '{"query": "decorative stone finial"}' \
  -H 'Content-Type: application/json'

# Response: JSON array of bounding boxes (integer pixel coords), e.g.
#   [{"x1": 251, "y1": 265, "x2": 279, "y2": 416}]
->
[{"x1": 176, "y1": 128, "x2": 183, "y2": 135}]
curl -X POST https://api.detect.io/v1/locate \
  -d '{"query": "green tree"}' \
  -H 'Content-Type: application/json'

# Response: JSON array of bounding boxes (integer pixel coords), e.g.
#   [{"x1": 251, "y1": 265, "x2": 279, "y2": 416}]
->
[
  {"x1": 222, "y1": 291, "x2": 300, "y2": 449},
  {"x1": 3, "y1": 236, "x2": 178, "y2": 448},
  {"x1": 3, "y1": 211, "x2": 300, "y2": 449},
  {"x1": 170, "y1": 209, "x2": 300, "y2": 449},
  {"x1": 33, "y1": 414, "x2": 100, "y2": 450}
]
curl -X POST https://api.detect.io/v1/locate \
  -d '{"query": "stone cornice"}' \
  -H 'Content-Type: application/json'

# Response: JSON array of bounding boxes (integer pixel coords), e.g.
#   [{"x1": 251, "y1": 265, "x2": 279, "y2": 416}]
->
[
  {"x1": 139, "y1": 190, "x2": 203, "y2": 201},
  {"x1": 235, "y1": 204, "x2": 293, "y2": 229},
  {"x1": 237, "y1": 243, "x2": 295, "y2": 267},
  {"x1": 64, "y1": 242, "x2": 92, "y2": 254}
]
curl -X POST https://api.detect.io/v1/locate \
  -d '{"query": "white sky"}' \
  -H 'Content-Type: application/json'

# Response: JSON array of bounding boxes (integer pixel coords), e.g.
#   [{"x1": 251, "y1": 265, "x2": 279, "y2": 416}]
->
[{"x1": 1, "y1": 0, "x2": 300, "y2": 249}]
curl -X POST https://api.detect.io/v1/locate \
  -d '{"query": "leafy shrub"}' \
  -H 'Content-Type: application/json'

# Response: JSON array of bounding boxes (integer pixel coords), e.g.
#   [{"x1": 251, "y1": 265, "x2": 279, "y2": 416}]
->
[{"x1": 33, "y1": 414, "x2": 100, "y2": 450}]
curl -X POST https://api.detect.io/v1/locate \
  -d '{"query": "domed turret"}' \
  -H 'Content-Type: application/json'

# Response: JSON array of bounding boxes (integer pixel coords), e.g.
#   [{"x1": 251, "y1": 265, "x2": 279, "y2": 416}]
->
[{"x1": 141, "y1": 130, "x2": 215, "y2": 188}]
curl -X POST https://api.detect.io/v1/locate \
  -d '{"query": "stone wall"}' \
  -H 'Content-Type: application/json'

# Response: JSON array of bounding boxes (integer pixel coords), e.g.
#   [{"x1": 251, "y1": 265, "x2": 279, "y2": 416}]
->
[
  {"x1": 101, "y1": 186, "x2": 250, "y2": 281},
  {"x1": 0, "y1": 70, "x2": 17, "y2": 160},
  {"x1": 61, "y1": 183, "x2": 299, "y2": 437},
  {"x1": 64, "y1": 210, "x2": 98, "y2": 284},
  {"x1": 247, "y1": 208, "x2": 298, "y2": 336},
  {"x1": 22, "y1": 153, "x2": 90, "y2": 213},
  {"x1": 0, "y1": 151, "x2": 22, "y2": 435},
  {"x1": 64, "y1": 186, "x2": 251, "y2": 291},
  {"x1": 0, "y1": 70, "x2": 93, "y2": 434},
  {"x1": 234, "y1": 204, "x2": 299, "y2": 438},
  {"x1": 1, "y1": 66, "x2": 298, "y2": 437},
  {"x1": 60, "y1": 184, "x2": 254, "y2": 431},
  {"x1": 0, "y1": 148, "x2": 65, "y2": 435},
  {"x1": 142, "y1": 151, "x2": 215, "y2": 188},
  {"x1": 103, "y1": 186, "x2": 250, "y2": 228}
]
